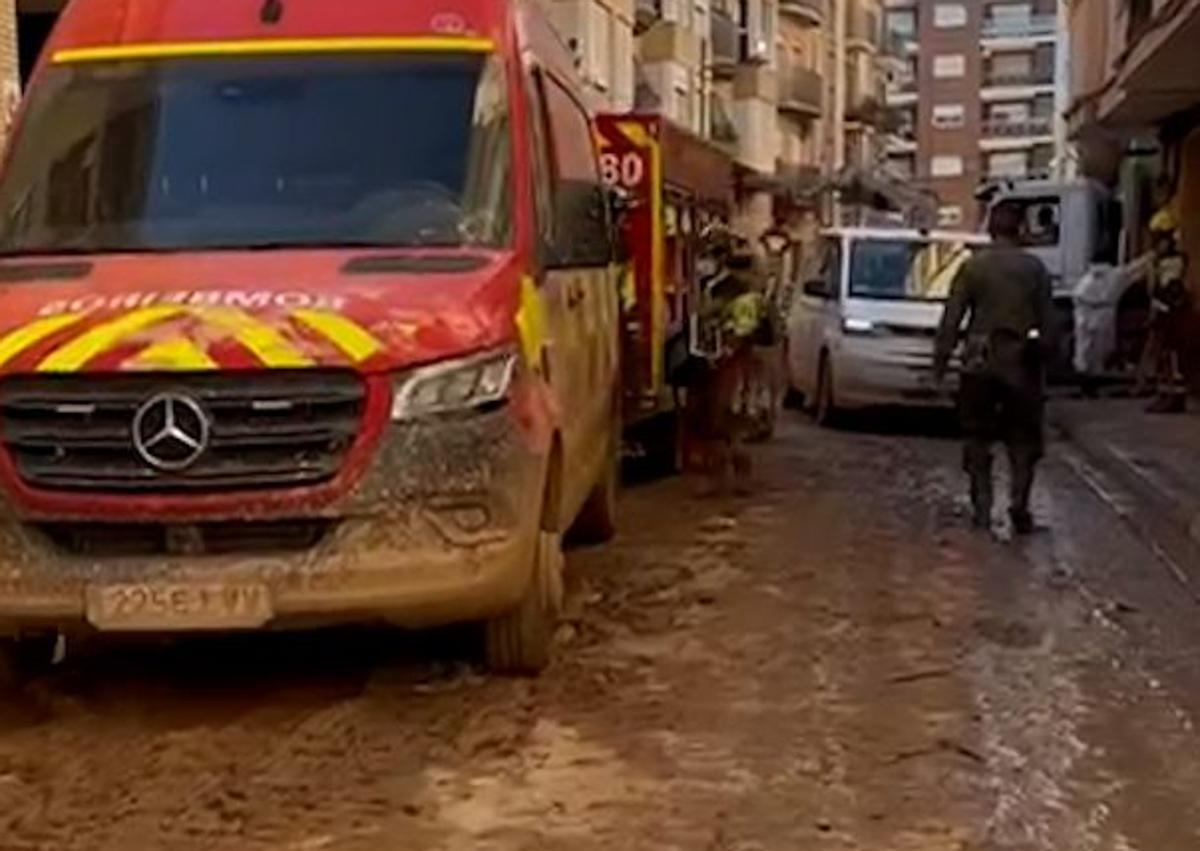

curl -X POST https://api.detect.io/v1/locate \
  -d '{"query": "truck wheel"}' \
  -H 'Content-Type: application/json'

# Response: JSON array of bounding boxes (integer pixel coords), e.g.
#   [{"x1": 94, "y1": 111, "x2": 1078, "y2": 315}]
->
[
  {"x1": 571, "y1": 435, "x2": 619, "y2": 544},
  {"x1": 643, "y1": 411, "x2": 684, "y2": 477},
  {"x1": 484, "y1": 529, "x2": 563, "y2": 675},
  {"x1": 0, "y1": 634, "x2": 56, "y2": 690}
]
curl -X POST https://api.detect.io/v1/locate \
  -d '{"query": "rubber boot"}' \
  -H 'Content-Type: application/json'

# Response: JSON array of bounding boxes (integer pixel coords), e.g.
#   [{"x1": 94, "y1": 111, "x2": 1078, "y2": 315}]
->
[
  {"x1": 964, "y1": 441, "x2": 993, "y2": 530},
  {"x1": 1008, "y1": 445, "x2": 1039, "y2": 535}
]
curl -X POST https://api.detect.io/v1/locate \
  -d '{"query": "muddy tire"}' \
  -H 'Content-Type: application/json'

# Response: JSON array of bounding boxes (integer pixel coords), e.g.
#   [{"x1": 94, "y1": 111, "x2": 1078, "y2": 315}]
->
[
  {"x1": 814, "y1": 356, "x2": 839, "y2": 428},
  {"x1": 484, "y1": 530, "x2": 563, "y2": 675},
  {"x1": 0, "y1": 634, "x2": 56, "y2": 691},
  {"x1": 642, "y1": 411, "x2": 684, "y2": 477},
  {"x1": 571, "y1": 439, "x2": 619, "y2": 544}
]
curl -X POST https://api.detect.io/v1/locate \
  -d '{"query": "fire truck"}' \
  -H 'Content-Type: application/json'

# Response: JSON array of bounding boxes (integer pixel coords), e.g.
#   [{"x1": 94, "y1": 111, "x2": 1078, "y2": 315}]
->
[{"x1": 595, "y1": 113, "x2": 737, "y2": 470}]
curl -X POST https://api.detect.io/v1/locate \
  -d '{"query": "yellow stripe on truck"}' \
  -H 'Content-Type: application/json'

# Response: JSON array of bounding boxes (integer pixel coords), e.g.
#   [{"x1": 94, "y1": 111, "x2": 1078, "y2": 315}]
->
[
  {"x1": 38, "y1": 306, "x2": 185, "y2": 372},
  {"x1": 291, "y1": 309, "x2": 383, "y2": 364},
  {"x1": 0, "y1": 313, "x2": 84, "y2": 367},
  {"x1": 195, "y1": 307, "x2": 313, "y2": 369},
  {"x1": 133, "y1": 337, "x2": 218, "y2": 371},
  {"x1": 53, "y1": 36, "x2": 495, "y2": 65}
]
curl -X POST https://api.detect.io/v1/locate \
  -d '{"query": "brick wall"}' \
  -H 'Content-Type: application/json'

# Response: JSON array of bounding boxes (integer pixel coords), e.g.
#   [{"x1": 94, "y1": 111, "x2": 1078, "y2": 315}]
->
[{"x1": 0, "y1": 0, "x2": 18, "y2": 149}]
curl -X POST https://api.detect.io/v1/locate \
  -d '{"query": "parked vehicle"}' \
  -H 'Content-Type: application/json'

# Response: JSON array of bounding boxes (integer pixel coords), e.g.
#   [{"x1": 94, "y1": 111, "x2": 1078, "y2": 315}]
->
[
  {"x1": 786, "y1": 228, "x2": 989, "y2": 424},
  {"x1": 0, "y1": 0, "x2": 623, "y2": 675},
  {"x1": 594, "y1": 113, "x2": 736, "y2": 471}
]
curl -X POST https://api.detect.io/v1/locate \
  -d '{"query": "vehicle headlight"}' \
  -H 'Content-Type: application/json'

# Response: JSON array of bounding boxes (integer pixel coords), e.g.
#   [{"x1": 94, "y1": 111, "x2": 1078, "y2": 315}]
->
[
  {"x1": 842, "y1": 317, "x2": 876, "y2": 335},
  {"x1": 392, "y1": 349, "x2": 518, "y2": 421}
]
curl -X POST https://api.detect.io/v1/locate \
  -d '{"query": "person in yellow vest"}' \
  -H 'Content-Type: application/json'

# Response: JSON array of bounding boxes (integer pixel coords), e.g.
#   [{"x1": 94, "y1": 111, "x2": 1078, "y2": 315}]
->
[
  {"x1": 687, "y1": 233, "x2": 765, "y2": 495},
  {"x1": 1142, "y1": 208, "x2": 1190, "y2": 412}
]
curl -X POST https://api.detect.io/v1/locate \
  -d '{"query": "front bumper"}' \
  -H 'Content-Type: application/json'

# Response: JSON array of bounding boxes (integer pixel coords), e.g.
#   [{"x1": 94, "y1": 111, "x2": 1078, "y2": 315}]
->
[
  {"x1": 0, "y1": 406, "x2": 546, "y2": 633},
  {"x1": 835, "y1": 337, "x2": 956, "y2": 410}
]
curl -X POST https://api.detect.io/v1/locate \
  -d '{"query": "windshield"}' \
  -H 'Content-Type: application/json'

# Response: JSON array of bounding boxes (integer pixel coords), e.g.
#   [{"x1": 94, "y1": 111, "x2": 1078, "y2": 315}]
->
[
  {"x1": 990, "y1": 197, "x2": 1061, "y2": 248},
  {"x1": 848, "y1": 238, "x2": 975, "y2": 301},
  {"x1": 0, "y1": 53, "x2": 512, "y2": 255}
]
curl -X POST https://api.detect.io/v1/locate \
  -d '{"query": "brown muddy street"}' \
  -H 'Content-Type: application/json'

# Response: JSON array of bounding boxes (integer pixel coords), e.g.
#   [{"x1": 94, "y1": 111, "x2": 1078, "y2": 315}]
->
[{"x1": 2, "y1": 411, "x2": 1200, "y2": 850}]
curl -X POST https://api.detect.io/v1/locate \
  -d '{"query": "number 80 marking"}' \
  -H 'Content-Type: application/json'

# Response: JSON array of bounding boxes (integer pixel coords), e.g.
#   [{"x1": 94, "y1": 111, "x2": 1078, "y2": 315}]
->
[{"x1": 600, "y1": 152, "x2": 646, "y2": 189}]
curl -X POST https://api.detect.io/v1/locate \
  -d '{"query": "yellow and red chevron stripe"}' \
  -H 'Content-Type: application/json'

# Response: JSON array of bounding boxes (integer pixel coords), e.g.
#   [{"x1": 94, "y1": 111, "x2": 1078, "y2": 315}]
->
[{"x1": 0, "y1": 306, "x2": 384, "y2": 373}]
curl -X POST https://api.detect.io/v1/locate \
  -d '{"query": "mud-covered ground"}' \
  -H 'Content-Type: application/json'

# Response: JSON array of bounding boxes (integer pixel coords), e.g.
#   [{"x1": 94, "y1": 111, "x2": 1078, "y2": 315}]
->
[{"x1": 2, "y1": 410, "x2": 1200, "y2": 850}]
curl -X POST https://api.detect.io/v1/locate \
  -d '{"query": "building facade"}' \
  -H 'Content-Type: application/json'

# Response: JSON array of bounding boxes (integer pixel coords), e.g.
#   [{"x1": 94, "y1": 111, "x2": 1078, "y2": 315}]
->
[
  {"x1": 882, "y1": 0, "x2": 1066, "y2": 228},
  {"x1": 1068, "y1": 0, "x2": 1200, "y2": 326}
]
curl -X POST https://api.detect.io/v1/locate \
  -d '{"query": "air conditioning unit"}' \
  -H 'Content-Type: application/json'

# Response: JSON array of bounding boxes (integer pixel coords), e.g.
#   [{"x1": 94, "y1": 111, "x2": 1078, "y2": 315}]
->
[{"x1": 740, "y1": 30, "x2": 771, "y2": 64}]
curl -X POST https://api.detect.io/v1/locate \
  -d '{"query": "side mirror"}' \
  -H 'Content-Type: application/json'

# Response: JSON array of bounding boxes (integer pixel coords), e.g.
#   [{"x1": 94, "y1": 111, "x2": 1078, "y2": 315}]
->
[{"x1": 803, "y1": 278, "x2": 831, "y2": 299}]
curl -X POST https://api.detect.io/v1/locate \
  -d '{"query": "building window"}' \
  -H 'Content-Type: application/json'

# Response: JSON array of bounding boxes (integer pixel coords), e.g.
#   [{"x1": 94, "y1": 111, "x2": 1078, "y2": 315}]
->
[
  {"x1": 938, "y1": 205, "x2": 964, "y2": 226},
  {"x1": 987, "y1": 151, "x2": 1028, "y2": 177},
  {"x1": 987, "y1": 101, "x2": 1031, "y2": 122},
  {"x1": 934, "y1": 3, "x2": 967, "y2": 28},
  {"x1": 932, "y1": 103, "x2": 965, "y2": 129},
  {"x1": 931, "y1": 154, "x2": 964, "y2": 177},
  {"x1": 933, "y1": 54, "x2": 966, "y2": 79},
  {"x1": 886, "y1": 8, "x2": 917, "y2": 37},
  {"x1": 987, "y1": 2, "x2": 1033, "y2": 23}
]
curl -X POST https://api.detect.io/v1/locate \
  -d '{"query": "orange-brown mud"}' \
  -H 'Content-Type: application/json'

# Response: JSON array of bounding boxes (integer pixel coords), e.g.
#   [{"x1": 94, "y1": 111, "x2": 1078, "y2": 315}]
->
[{"x1": 1, "y1": 413, "x2": 1199, "y2": 850}]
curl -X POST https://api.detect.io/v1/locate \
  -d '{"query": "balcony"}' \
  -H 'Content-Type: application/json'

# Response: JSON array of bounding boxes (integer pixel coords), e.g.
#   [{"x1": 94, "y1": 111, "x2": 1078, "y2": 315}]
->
[
  {"x1": 780, "y1": 0, "x2": 824, "y2": 26},
  {"x1": 847, "y1": 7, "x2": 880, "y2": 51},
  {"x1": 635, "y1": 0, "x2": 661, "y2": 34},
  {"x1": 980, "y1": 14, "x2": 1058, "y2": 39},
  {"x1": 981, "y1": 116, "x2": 1054, "y2": 138},
  {"x1": 777, "y1": 66, "x2": 824, "y2": 118},
  {"x1": 984, "y1": 70, "x2": 1055, "y2": 88}
]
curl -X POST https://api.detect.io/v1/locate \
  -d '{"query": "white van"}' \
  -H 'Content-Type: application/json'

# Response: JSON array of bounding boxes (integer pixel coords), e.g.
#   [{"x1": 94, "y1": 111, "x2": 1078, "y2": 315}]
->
[{"x1": 786, "y1": 228, "x2": 989, "y2": 425}]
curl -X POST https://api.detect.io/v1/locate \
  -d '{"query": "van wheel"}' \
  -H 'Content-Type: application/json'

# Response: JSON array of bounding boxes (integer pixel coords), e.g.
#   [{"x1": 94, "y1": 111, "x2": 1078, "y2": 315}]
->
[
  {"x1": 571, "y1": 434, "x2": 619, "y2": 544},
  {"x1": 0, "y1": 634, "x2": 56, "y2": 690},
  {"x1": 484, "y1": 529, "x2": 563, "y2": 675},
  {"x1": 814, "y1": 356, "x2": 839, "y2": 428}
]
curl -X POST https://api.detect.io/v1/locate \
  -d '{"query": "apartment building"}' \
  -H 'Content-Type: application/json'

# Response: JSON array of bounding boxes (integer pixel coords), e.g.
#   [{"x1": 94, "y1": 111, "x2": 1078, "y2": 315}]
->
[{"x1": 882, "y1": 0, "x2": 1064, "y2": 227}]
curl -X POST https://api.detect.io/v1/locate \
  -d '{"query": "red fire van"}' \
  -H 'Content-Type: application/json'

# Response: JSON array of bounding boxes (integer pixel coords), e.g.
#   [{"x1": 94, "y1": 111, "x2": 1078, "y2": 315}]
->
[{"x1": 0, "y1": 0, "x2": 622, "y2": 674}]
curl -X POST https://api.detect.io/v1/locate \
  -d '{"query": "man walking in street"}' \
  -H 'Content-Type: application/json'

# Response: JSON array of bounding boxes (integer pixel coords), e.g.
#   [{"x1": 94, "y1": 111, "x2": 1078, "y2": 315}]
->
[{"x1": 934, "y1": 203, "x2": 1055, "y2": 535}]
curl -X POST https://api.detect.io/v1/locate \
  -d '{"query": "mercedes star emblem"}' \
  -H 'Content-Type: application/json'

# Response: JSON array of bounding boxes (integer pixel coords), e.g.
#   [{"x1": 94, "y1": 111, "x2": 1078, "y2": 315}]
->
[{"x1": 132, "y1": 392, "x2": 211, "y2": 472}]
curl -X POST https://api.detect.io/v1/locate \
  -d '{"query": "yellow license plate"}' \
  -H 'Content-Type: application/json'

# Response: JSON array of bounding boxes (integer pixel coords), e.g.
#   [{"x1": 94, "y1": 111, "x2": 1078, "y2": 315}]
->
[{"x1": 86, "y1": 583, "x2": 272, "y2": 631}]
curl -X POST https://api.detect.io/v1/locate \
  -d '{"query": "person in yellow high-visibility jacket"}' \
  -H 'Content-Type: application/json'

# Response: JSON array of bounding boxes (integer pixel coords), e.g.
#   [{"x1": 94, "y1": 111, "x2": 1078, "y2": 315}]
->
[{"x1": 687, "y1": 236, "x2": 765, "y2": 494}]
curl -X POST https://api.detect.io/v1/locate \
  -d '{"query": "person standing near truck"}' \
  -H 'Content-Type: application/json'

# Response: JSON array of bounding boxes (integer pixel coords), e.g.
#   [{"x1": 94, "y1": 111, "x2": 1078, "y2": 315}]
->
[
  {"x1": 934, "y1": 203, "x2": 1055, "y2": 535},
  {"x1": 686, "y1": 232, "x2": 765, "y2": 495}
]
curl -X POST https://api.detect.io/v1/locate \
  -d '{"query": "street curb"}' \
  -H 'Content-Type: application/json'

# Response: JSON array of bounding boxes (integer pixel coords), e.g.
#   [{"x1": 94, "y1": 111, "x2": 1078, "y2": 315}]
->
[{"x1": 1051, "y1": 406, "x2": 1200, "y2": 553}]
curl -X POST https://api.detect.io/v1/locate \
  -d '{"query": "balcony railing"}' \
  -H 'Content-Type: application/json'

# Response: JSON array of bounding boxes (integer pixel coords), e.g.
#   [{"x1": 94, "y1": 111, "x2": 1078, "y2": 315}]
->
[
  {"x1": 777, "y1": 66, "x2": 824, "y2": 117},
  {"x1": 984, "y1": 70, "x2": 1055, "y2": 87},
  {"x1": 981, "y1": 116, "x2": 1054, "y2": 138},
  {"x1": 981, "y1": 14, "x2": 1058, "y2": 38},
  {"x1": 780, "y1": 0, "x2": 824, "y2": 25}
]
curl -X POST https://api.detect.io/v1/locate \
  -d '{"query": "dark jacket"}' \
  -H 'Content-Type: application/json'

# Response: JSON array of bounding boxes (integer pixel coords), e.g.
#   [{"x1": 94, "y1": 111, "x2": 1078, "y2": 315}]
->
[{"x1": 934, "y1": 243, "x2": 1054, "y2": 386}]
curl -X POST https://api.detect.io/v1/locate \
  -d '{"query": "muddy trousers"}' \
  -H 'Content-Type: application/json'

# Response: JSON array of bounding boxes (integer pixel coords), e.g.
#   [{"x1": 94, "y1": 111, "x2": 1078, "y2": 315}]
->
[{"x1": 958, "y1": 372, "x2": 1045, "y2": 524}]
